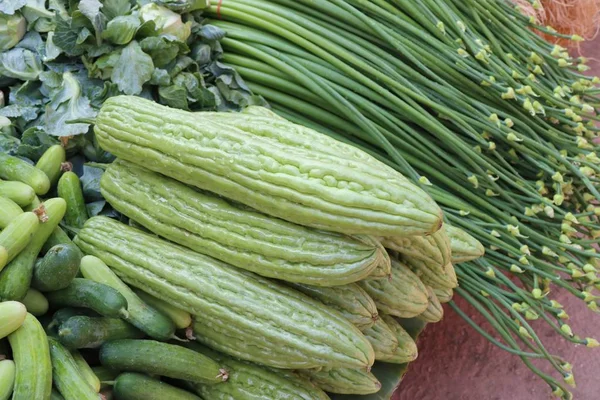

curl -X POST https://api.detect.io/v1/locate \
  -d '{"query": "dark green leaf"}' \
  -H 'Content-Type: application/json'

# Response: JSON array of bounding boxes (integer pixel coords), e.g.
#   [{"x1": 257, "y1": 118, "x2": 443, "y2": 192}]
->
[
  {"x1": 86, "y1": 200, "x2": 105, "y2": 217},
  {"x1": 15, "y1": 126, "x2": 59, "y2": 160},
  {"x1": 150, "y1": 68, "x2": 170, "y2": 86},
  {"x1": 78, "y1": 0, "x2": 106, "y2": 45},
  {"x1": 53, "y1": 15, "x2": 86, "y2": 56},
  {"x1": 139, "y1": 36, "x2": 179, "y2": 68},
  {"x1": 158, "y1": 84, "x2": 188, "y2": 110},
  {"x1": 135, "y1": 20, "x2": 158, "y2": 39},
  {"x1": 101, "y1": 14, "x2": 140, "y2": 45},
  {"x1": 0, "y1": 48, "x2": 43, "y2": 80},
  {"x1": 102, "y1": 0, "x2": 130, "y2": 20},
  {"x1": 0, "y1": 133, "x2": 20, "y2": 154},
  {"x1": 199, "y1": 24, "x2": 225, "y2": 41},
  {"x1": 111, "y1": 40, "x2": 153, "y2": 95},
  {"x1": 80, "y1": 164, "x2": 104, "y2": 201},
  {"x1": 0, "y1": 104, "x2": 40, "y2": 121}
]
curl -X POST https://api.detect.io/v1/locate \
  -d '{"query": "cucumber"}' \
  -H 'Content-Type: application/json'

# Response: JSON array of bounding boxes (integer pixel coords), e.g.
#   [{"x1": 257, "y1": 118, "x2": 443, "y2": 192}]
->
[
  {"x1": 0, "y1": 359, "x2": 15, "y2": 400},
  {"x1": 133, "y1": 289, "x2": 192, "y2": 329},
  {"x1": 46, "y1": 278, "x2": 129, "y2": 318},
  {"x1": 8, "y1": 313, "x2": 52, "y2": 400},
  {"x1": 51, "y1": 388, "x2": 65, "y2": 400},
  {"x1": 0, "y1": 301, "x2": 27, "y2": 339},
  {"x1": 32, "y1": 243, "x2": 81, "y2": 292},
  {"x1": 20, "y1": 288, "x2": 49, "y2": 316},
  {"x1": 42, "y1": 227, "x2": 82, "y2": 258},
  {"x1": 0, "y1": 212, "x2": 40, "y2": 267},
  {"x1": 0, "y1": 196, "x2": 23, "y2": 229},
  {"x1": 48, "y1": 337, "x2": 99, "y2": 400},
  {"x1": 113, "y1": 373, "x2": 201, "y2": 400},
  {"x1": 48, "y1": 307, "x2": 100, "y2": 332},
  {"x1": 57, "y1": 172, "x2": 89, "y2": 229},
  {"x1": 58, "y1": 316, "x2": 144, "y2": 349},
  {"x1": 0, "y1": 181, "x2": 35, "y2": 207},
  {"x1": 92, "y1": 366, "x2": 120, "y2": 388},
  {"x1": 36, "y1": 145, "x2": 66, "y2": 187},
  {"x1": 71, "y1": 350, "x2": 101, "y2": 392},
  {"x1": 0, "y1": 249, "x2": 5, "y2": 277},
  {"x1": 99, "y1": 340, "x2": 226, "y2": 384},
  {"x1": 0, "y1": 198, "x2": 66, "y2": 301},
  {"x1": 0, "y1": 153, "x2": 50, "y2": 195},
  {"x1": 80, "y1": 256, "x2": 175, "y2": 340}
]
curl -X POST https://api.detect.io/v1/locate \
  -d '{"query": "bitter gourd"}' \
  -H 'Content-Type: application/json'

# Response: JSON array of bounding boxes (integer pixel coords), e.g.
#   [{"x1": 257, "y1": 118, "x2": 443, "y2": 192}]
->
[
  {"x1": 184, "y1": 342, "x2": 330, "y2": 400},
  {"x1": 298, "y1": 367, "x2": 381, "y2": 395},
  {"x1": 433, "y1": 287, "x2": 454, "y2": 303},
  {"x1": 380, "y1": 225, "x2": 451, "y2": 274},
  {"x1": 418, "y1": 287, "x2": 444, "y2": 323},
  {"x1": 359, "y1": 260, "x2": 428, "y2": 318},
  {"x1": 94, "y1": 95, "x2": 442, "y2": 237},
  {"x1": 101, "y1": 160, "x2": 385, "y2": 286},
  {"x1": 362, "y1": 318, "x2": 399, "y2": 361},
  {"x1": 379, "y1": 315, "x2": 418, "y2": 364},
  {"x1": 74, "y1": 216, "x2": 375, "y2": 369},
  {"x1": 445, "y1": 225, "x2": 485, "y2": 263},
  {"x1": 415, "y1": 262, "x2": 458, "y2": 290},
  {"x1": 287, "y1": 282, "x2": 378, "y2": 331}
]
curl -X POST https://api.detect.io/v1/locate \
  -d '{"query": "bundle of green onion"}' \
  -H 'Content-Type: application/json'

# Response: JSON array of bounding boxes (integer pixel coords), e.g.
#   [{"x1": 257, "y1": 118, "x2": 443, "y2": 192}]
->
[{"x1": 202, "y1": 0, "x2": 600, "y2": 396}]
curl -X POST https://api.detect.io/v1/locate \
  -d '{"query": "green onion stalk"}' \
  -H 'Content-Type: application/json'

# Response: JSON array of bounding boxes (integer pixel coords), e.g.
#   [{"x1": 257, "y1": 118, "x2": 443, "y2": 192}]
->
[{"x1": 199, "y1": 0, "x2": 600, "y2": 396}]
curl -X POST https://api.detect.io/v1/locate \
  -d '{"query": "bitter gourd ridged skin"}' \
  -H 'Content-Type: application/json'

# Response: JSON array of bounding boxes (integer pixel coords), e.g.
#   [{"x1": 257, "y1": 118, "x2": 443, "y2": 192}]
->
[
  {"x1": 359, "y1": 260, "x2": 428, "y2": 318},
  {"x1": 74, "y1": 216, "x2": 374, "y2": 370},
  {"x1": 287, "y1": 282, "x2": 378, "y2": 331},
  {"x1": 362, "y1": 318, "x2": 399, "y2": 361},
  {"x1": 101, "y1": 160, "x2": 384, "y2": 286},
  {"x1": 380, "y1": 225, "x2": 451, "y2": 275},
  {"x1": 185, "y1": 342, "x2": 330, "y2": 400},
  {"x1": 445, "y1": 225, "x2": 485, "y2": 263},
  {"x1": 418, "y1": 287, "x2": 444, "y2": 323},
  {"x1": 298, "y1": 367, "x2": 381, "y2": 395},
  {"x1": 433, "y1": 287, "x2": 454, "y2": 303},
  {"x1": 94, "y1": 95, "x2": 442, "y2": 237},
  {"x1": 413, "y1": 262, "x2": 458, "y2": 290},
  {"x1": 379, "y1": 315, "x2": 418, "y2": 364}
]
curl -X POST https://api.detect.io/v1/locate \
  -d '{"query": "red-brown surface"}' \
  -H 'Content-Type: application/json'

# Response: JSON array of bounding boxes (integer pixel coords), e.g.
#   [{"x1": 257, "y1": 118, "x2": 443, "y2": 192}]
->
[{"x1": 394, "y1": 39, "x2": 600, "y2": 400}]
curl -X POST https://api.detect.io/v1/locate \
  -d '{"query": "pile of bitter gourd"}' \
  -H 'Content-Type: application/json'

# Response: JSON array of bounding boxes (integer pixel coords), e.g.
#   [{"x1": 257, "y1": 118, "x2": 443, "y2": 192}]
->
[
  {"x1": 196, "y1": 0, "x2": 600, "y2": 396},
  {"x1": 0, "y1": 95, "x2": 483, "y2": 399}
]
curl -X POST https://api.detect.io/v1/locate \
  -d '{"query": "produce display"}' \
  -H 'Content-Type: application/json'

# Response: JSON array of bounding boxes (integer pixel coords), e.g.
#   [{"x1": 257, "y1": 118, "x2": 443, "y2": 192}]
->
[{"x1": 0, "y1": 0, "x2": 597, "y2": 399}]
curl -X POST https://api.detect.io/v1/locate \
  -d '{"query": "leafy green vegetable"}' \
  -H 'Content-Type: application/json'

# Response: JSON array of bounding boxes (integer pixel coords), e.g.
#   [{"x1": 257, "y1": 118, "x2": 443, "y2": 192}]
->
[
  {"x1": 139, "y1": 3, "x2": 191, "y2": 42},
  {"x1": 111, "y1": 40, "x2": 154, "y2": 95},
  {"x1": 0, "y1": 47, "x2": 42, "y2": 80},
  {"x1": 0, "y1": 0, "x2": 26, "y2": 15},
  {"x1": 101, "y1": 15, "x2": 140, "y2": 45},
  {"x1": 0, "y1": 12, "x2": 26, "y2": 51},
  {"x1": 154, "y1": 0, "x2": 210, "y2": 13}
]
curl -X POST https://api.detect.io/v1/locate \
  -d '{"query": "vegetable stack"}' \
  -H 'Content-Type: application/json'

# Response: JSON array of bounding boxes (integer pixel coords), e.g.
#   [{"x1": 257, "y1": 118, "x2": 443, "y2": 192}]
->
[{"x1": 0, "y1": 93, "x2": 485, "y2": 399}]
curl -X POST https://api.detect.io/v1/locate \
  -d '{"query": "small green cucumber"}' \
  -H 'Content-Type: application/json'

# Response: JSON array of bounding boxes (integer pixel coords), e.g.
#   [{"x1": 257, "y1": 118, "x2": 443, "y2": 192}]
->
[
  {"x1": 42, "y1": 227, "x2": 82, "y2": 257},
  {"x1": 362, "y1": 318, "x2": 399, "y2": 361},
  {"x1": 48, "y1": 307, "x2": 100, "y2": 332},
  {"x1": 0, "y1": 198, "x2": 67, "y2": 301},
  {"x1": 0, "y1": 153, "x2": 50, "y2": 195},
  {"x1": 0, "y1": 301, "x2": 27, "y2": 339},
  {"x1": 32, "y1": 243, "x2": 81, "y2": 292},
  {"x1": 58, "y1": 315, "x2": 144, "y2": 349},
  {"x1": 114, "y1": 373, "x2": 201, "y2": 400},
  {"x1": 0, "y1": 249, "x2": 5, "y2": 278},
  {"x1": 0, "y1": 212, "x2": 40, "y2": 267},
  {"x1": 99, "y1": 339, "x2": 226, "y2": 384},
  {"x1": 35, "y1": 145, "x2": 66, "y2": 187},
  {"x1": 299, "y1": 367, "x2": 381, "y2": 395},
  {"x1": 184, "y1": 342, "x2": 329, "y2": 400},
  {"x1": 92, "y1": 366, "x2": 120, "y2": 388},
  {"x1": 48, "y1": 337, "x2": 99, "y2": 400},
  {"x1": 0, "y1": 359, "x2": 15, "y2": 400},
  {"x1": 71, "y1": 350, "x2": 101, "y2": 392},
  {"x1": 57, "y1": 172, "x2": 88, "y2": 229},
  {"x1": 0, "y1": 181, "x2": 35, "y2": 207},
  {"x1": 379, "y1": 315, "x2": 418, "y2": 364},
  {"x1": 51, "y1": 388, "x2": 65, "y2": 400},
  {"x1": 0, "y1": 197, "x2": 23, "y2": 229},
  {"x1": 418, "y1": 286, "x2": 444, "y2": 323},
  {"x1": 20, "y1": 288, "x2": 49, "y2": 316},
  {"x1": 80, "y1": 256, "x2": 175, "y2": 340},
  {"x1": 8, "y1": 313, "x2": 52, "y2": 400},
  {"x1": 46, "y1": 278, "x2": 129, "y2": 318},
  {"x1": 132, "y1": 289, "x2": 191, "y2": 329}
]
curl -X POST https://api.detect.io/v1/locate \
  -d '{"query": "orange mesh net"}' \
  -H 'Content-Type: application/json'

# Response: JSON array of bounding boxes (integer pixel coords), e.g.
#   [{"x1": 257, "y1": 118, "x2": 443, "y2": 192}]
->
[{"x1": 513, "y1": 0, "x2": 600, "y2": 46}]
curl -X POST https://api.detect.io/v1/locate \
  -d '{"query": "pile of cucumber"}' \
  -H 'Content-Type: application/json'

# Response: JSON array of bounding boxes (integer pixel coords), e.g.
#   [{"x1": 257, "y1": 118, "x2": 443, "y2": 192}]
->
[{"x1": 0, "y1": 97, "x2": 485, "y2": 399}]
